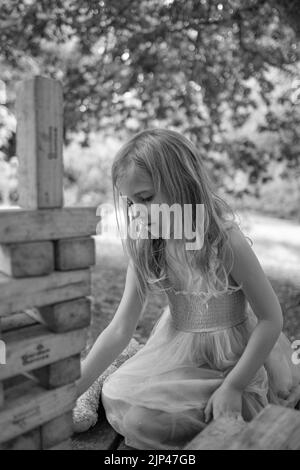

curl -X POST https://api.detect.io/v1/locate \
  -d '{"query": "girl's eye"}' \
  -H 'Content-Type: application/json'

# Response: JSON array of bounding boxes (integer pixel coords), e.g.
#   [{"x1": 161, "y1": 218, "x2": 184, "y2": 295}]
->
[
  {"x1": 141, "y1": 196, "x2": 153, "y2": 203},
  {"x1": 127, "y1": 196, "x2": 153, "y2": 206}
]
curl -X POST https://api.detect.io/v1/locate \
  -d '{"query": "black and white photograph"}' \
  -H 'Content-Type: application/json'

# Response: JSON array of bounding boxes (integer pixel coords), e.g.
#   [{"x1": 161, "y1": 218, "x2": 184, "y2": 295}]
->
[{"x1": 0, "y1": 0, "x2": 300, "y2": 453}]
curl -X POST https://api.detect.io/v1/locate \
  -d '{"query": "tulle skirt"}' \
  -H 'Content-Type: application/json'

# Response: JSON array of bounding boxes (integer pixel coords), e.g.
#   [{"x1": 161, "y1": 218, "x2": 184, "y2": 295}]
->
[{"x1": 101, "y1": 303, "x2": 300, "y2": 450}]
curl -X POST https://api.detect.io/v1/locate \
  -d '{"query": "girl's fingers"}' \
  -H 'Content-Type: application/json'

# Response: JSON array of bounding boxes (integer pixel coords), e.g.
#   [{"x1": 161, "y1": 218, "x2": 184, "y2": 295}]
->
[
  {"x1": 204, "y1": 400, "x2": 212, "y2": 423},
  {"x1": 283, "y1": 384, "x2": 300, "y2": 407}
]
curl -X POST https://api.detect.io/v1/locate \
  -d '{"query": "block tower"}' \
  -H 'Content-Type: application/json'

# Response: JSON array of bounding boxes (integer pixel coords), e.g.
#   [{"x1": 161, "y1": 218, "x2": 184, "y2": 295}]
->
[{"x1": 0, "y1": 76, "x2": 99, "y2": 449}]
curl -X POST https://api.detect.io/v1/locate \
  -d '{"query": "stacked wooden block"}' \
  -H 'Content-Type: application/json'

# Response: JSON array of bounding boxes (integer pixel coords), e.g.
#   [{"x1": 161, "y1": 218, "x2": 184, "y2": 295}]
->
[
  {"x1": 183, "y1": 404, "x2": 300, "y2": 450},
  {"x1": 0, "y1": 76, "x2": 99, "y2": 449}
]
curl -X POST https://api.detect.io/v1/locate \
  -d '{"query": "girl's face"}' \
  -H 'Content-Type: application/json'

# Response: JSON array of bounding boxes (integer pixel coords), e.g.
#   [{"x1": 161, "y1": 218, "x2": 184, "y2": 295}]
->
[{"x1": 118, "y1": 165, "x2": 173, "y2": 239}]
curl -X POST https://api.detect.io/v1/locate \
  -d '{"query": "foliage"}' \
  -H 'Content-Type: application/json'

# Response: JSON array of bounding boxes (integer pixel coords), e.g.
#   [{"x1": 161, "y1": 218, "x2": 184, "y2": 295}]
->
[{"x1": 0, "y1": 0, "x2": 299, "y2": 203}]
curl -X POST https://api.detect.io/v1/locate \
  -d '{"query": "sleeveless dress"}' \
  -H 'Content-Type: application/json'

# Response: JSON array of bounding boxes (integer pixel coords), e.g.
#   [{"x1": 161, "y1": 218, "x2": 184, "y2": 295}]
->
[{"x1": 101, "y1": 268, "x2": 300, "y2": 450}]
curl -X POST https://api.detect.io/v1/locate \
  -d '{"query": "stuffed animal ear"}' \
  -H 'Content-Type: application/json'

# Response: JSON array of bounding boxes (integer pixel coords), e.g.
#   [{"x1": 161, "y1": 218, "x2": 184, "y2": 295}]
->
[{"x1": 73, "y1": 338, "x2": 143, "y2": 434}]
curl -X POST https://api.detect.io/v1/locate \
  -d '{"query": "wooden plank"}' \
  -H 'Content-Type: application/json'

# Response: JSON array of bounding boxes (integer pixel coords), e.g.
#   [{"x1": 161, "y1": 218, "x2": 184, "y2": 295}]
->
[
  {"x1": 184, "y1": 415, "x2": 247, "y2": 450},
  {"x1": 0, "y1": 337, "x2": 6, "y2": 366},
  {"x1": 0, "y1": 207, "x2": 99, "y2": 244},
  {"x1": 0, "y1": 325, "x2": 87, "y2": 380},
  {"x1": 71, "y1": 417, "x2": 122, "y2": 450},
  {"x1": 1, "y1": 312, "x2": 37, "y2": 332},
  {"x1": 0, "y1": 241, "x2": 54, "y2": 278},
  {"x1": 0, "y1": 382, "x2": 3, "y2": 408},
  {"x1": 0, "y1": 319, "x2": 3, "y2": 407},
  {"x1": 16, "y1": 76, "x2": 63, "y2": 209},
  {"x1": 38, "y1": 297, "x2": 92, "y2": 333},
  {"x1": 116, "y1": 438, "x2": 136, "y2": 450},
  {"x1": 0, "y1": 318, "x2": 5, "y2": 409},
  {"x1": 0, "y1": 427, "x2": 42, "y2": 450},
  {"x1": 0, "y1": 268, "x2": 91, "y2": 316},
  {"x1": 49, "y1": 438, "x2": 72, "y2": 450},
  {"x1": 225, "y1": 405, "x2": 300, "y2": 450},
  {"x1": 41, "y1": 410, "x2": 74, "y2": 449},
  {"x1": 31, "y1": 354, "x2": 81, "y2": 389},
  {"x1": 0, "y1": 380, "x2": 77, "y2": 443},
  {"x1": 55, "y1": 236, "x2": 95, "y2": 271},
  {"x1": 2, "y1": 374, "x2": 28, "y2": 393},
  {"x1": 20, "y1": 301, "x2": 92, "y2": 333}
]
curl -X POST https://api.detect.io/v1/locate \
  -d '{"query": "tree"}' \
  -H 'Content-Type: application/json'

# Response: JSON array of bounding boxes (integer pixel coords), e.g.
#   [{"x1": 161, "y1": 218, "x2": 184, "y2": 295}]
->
[{"x1": 0, "y1": 0, "x2": 299, "y2": 197}]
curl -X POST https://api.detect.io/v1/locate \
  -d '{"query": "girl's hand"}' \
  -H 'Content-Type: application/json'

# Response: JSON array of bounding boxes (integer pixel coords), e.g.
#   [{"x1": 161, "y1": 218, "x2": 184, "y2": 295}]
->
[{"x1": 204, "y1": 383, "x2": 243, "y2": 423}]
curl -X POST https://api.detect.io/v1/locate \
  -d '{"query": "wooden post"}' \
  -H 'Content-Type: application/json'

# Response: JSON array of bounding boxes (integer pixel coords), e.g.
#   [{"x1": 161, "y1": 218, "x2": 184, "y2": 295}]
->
[{"x1": 16, "y1": 76, "x2": 63, "y2": 209}]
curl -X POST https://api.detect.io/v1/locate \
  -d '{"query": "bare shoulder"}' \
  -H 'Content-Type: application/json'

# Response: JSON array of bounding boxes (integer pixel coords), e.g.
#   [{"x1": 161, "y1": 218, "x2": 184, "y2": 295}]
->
[
  {"x1": 223, "y1": 222, "x2": 256, "y2": 275},
  {"x1": 226, "y1": 222, "x2": 252, "y2": 250}
]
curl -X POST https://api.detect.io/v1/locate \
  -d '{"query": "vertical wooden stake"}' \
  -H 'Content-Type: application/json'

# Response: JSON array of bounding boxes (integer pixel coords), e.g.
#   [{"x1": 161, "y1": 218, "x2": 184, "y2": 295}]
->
[
  {"x1": 0, "y1": 320, "x2": 4, "y2": 408},
  {"x1": 16, "y1": 76, "x2": 64, "y2": 209}
]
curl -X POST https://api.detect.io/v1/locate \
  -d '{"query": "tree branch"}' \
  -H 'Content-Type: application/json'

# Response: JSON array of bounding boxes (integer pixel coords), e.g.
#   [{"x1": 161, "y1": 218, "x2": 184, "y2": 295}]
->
[{"x1": 235, "y1": 10, "x2": 293, "y2": 73}]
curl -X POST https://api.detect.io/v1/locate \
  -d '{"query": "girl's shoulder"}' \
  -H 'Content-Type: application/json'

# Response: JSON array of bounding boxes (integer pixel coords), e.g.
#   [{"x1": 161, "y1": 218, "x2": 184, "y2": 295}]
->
[
  {"x1": 224, "y1": 219, "x2": 252, "y2": 248},
  {"x1": 222, "y1": 220, "x2": 252, "y2": 273},
  {"x1": 223, "y1": 219, "x2": 253, "y2": 250},
  {"x1": 223, "y1": 218, "x2": 241, "y2": 234}
]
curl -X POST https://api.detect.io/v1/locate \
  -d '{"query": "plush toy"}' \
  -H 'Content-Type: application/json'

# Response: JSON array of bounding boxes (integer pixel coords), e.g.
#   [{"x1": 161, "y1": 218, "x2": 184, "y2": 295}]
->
[{"x1": 73, "y1": 337, "x2": 143, "y2": 433}]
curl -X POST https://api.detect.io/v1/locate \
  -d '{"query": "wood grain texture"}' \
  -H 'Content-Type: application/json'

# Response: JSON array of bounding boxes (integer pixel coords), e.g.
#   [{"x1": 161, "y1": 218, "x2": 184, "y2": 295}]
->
[
  {"x1": 41, "y1": 410, "x2": 74, "y2": 449},
  {"x1": 49, "y1": 438, "x2": 72, "y2": 450},
  {"x1": 225, "y1": 405, "x2": 300, "y2": 450},
  {"x1": 31, "y1": 354, "x2": 81, "y2": 389},
  {"x1": 184, "y1": 415, "x2": 247, "y2": 450},
  {"x1": 1, "y1": 312, "x2": 37, "y2": 332},
  {"x1": 0, "y1": 380, "x2": 77, "y2": 443},
  {"x1": 55, "y1": 236, "x2": 95, "y2": 271},
  {"x1": 0, "y1": 241, "x2": 54, "y2": 278},
  {"x1": 0, "y1": 382, "x2": 3, "y2": 409},
  {"x1": 38, "y1": 297, "x2": 92, "y2": 333},
  {"x1": 0, "y1": 268, "x2": 91, "y2": 316},
  {"x1": 0, "y1": 325, "x2": 87, "y2": 380},
  {"x1": 0, "y1": 207, "x2": 99, "y2": 243},
  {"x1": 0, "y1": 427, "x2": 42, "y2": 450},
  {"x1": 116, "y1": 438, "x2": 136, "y2": 450},
  {"x1": 184, "y1": 405, "x2": 300, "y2": 450},
  {"x1": 16, "y1": 76, "x2": 63, "y2": 209}
]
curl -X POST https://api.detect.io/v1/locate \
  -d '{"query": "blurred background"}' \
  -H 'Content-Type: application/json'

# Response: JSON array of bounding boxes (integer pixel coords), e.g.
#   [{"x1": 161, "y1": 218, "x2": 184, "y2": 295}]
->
[{"x1": 0, "y1": 0, "x2": 299, "y2": 348}]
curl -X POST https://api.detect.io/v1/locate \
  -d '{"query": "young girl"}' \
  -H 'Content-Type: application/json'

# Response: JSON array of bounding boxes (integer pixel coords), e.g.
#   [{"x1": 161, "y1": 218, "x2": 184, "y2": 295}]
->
[{"x1": 76, "y1": 128, "x2": 300, "y2": 450}]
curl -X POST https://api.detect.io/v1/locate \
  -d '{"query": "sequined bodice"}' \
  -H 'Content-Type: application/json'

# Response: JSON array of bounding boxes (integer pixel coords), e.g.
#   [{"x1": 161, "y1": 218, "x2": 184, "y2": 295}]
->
[
  {"x1": 165, "y1": 287, "x2": 248, "y2": 333},
  {"x1": 157, "y1": 242, "x2": 249, "y2": 333},
  {"x1": 160, "y1": 261, "x2": 248, "y2": 332}
]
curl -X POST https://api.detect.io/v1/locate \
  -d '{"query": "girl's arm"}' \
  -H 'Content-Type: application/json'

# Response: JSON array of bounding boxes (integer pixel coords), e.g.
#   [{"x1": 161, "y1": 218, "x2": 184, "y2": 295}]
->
[
  {"x1": 76, "y1": 324, "x2": 134, "y2": 397},
  {"x1": 76, "y1": 261, "x2": 146, "y2": 397},
  {"x1": 221, "y1": 226, "x2": 283, "y2": 392}
]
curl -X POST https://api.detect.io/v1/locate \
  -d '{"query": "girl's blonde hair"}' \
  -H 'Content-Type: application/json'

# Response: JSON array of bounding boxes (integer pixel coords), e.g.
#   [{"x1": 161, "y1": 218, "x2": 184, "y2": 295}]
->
[{"x1": 111, "y1": 128, "x2": 250, "y2": 305}]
